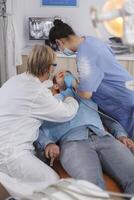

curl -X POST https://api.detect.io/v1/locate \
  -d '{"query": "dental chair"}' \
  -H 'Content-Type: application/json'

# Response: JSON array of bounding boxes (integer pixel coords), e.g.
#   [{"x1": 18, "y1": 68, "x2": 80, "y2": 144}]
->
[
  {"x1": 0, "y1": 183, "x2": 10, "y2": 200},
  {"x1": 53, "y1": 160, "x2": 122, "y2": 193}
]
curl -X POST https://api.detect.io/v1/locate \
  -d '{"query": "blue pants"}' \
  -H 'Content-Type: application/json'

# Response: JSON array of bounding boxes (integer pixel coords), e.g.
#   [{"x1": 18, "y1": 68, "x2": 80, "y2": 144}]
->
[{"x1": 60, "y1": 134, "x2": 134, "y2": 194}]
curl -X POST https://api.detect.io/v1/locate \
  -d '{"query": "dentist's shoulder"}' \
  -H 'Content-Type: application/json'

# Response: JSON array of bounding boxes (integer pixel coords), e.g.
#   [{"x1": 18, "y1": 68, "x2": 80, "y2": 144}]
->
[{"x1": 25, "y1": 44, "x2": 79, "y2": 123}]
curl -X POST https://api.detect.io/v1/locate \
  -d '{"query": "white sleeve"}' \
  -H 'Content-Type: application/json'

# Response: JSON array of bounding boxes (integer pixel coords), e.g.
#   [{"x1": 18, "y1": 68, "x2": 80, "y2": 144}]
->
[{"x1": 30, "y1": 88, "x2": 79, "y2": 123}]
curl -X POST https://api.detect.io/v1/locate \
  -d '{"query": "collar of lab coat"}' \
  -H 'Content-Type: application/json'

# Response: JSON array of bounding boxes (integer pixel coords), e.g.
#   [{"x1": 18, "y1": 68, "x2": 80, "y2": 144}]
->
[{"x1": 25, "y1": 72, "x2": 53, "y2": 88}]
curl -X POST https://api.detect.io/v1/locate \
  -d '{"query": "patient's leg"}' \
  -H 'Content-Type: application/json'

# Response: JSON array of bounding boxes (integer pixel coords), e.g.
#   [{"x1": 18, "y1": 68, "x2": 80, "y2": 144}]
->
[
  {"x1": 60, "y1": 140, "x2": 105, "y2": 190},
  {"x1": 98, "y1": 135, "x2": 134, "y2": 194}
]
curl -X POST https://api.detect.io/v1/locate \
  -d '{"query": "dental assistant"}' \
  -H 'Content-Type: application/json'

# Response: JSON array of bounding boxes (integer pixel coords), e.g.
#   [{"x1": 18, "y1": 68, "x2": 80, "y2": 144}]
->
[
  {"x1": 0, "y1": 45, "x2": 78, "y2": 187},
  {"x1": 49, "y1": 19, "x2": 134, "y2": 138}
]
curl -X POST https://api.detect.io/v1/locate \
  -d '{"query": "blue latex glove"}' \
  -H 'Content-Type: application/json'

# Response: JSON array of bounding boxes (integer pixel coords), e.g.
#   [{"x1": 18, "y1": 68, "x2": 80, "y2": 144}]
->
[
  {"x1": 60, "y1": 88, "x2": 74, "y2": 100},
  {"x1": 64, "y1": 73, "x2": 76, "y2": 88}
]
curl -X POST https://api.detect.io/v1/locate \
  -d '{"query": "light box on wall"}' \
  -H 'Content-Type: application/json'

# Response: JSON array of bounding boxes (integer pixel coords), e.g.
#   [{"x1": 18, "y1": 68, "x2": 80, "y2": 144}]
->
[
  {"x1": 42, "y1": 0, "x2": 77, "y2": 6},
  {"x1": 29, "y1": 17, "x2": 54, "y2": 40}
]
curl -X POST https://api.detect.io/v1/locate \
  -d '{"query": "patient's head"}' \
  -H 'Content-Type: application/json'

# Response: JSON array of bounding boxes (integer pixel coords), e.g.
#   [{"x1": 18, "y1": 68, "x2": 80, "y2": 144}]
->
[
  {"x1": 52, "y1": 72, "x2": 66, "y2": 95},
  {"x1": 52, "y1": 71, "x2": 78, "y2": 95}
]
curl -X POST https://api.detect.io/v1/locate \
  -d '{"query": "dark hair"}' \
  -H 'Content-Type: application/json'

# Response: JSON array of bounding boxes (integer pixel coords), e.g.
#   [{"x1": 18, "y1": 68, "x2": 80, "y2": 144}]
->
[{"x1": 49, "y1": 19, "x2": 75, "y2": 45}]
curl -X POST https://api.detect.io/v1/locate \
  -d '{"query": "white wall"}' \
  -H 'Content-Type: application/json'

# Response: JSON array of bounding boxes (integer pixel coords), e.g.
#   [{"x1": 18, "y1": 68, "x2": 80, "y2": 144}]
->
[{"x1": 13, "y1": 0, "x2": 109, "y2": 49}]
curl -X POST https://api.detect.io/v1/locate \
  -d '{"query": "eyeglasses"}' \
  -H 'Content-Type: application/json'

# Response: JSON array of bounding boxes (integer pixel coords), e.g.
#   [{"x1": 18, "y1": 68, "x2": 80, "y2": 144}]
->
[{"x1": 51, "y1": 63, "x2": 57, "y2": 67}]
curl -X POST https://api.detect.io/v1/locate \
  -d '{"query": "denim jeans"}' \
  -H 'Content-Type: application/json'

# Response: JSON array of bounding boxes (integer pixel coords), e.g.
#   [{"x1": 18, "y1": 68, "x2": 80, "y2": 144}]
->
[
  {"x1": 131, "y1": 110, "x2": 134, "y2": 139},
  {"x1": 60, "y1": 133, "x2": 134, "y2": 194}
]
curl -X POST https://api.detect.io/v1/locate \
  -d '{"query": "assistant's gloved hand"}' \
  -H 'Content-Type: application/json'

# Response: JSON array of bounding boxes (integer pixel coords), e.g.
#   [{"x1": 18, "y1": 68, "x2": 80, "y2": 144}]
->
[
  {"x1": 64, "y1": 73, "x2": 76, "y2": 88},
  {"x1": 55, "y1": 88, "x2": 74, "y2": 101}
]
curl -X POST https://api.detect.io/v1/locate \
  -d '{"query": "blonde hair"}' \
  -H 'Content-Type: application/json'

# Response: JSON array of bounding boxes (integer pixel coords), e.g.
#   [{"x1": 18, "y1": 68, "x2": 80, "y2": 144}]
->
[{"x1": 27, "y1": 45, "x2": 55, "y2": 77}]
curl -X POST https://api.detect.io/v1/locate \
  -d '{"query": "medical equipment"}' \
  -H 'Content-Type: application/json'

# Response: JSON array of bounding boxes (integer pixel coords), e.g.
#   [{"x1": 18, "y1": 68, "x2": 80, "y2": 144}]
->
[
  {"x1": 62, "y1": 71, "x2": 123, "y2": 125},
  {"x1": 50, "y1": 157, "x2": 55, "y2": 167},
  {"x1": 72, "y1": 90, "x2": 120, "y2": 126},
  {"x1": 64, "y1": 72, "x2": 120, "y2": 125},
  {"x1": 90, "y1": 0, "x2": 134, "y2": 46},
  {"x1": 90, "y1": 0, "x2": 134, "y2": 91},
  {"x1": 63, "y1": 48, "x2": 76, "y2": 56}
]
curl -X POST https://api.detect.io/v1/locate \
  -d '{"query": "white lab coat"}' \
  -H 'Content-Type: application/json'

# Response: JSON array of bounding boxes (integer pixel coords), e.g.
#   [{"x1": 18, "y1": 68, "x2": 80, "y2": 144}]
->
[{"x1": 0, "y1": 72, "x2": 79, "y2": 191}]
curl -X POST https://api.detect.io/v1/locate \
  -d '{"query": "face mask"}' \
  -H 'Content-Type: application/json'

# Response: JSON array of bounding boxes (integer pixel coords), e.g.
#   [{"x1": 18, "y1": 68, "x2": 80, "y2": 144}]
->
[
  {"x1": 48, "y1": 72, "x2": 54, "y2": 81},
  {"x1": 45, "y1": 79, "x2": 53, "y2": 88},
  {"x1": 63, "y1": 48, "x2": 75, "y2": 56}
]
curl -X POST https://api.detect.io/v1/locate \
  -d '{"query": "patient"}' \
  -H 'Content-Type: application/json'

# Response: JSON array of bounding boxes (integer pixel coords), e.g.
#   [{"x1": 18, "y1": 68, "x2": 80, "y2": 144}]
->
[{"x1": 35, "y1": 72, "x2": 134, "y2": 194}]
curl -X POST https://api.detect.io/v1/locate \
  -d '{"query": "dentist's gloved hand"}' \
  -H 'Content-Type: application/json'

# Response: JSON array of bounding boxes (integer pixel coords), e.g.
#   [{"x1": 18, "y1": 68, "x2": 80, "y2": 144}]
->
[
  {"x1": 64, "y1": 73, "x2": 76, "y2": 88},
  {"x1": 55, "y1": 88, "x2": 74, "y2": 101},
  {"x1": 61, "y1": 88, "x2": 74, "y2": 99}
]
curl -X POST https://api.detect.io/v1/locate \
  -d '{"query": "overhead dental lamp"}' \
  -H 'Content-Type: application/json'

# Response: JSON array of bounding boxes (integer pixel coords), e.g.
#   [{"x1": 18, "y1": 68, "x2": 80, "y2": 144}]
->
[
  {"x1": 90, "y1": 0, "x2": 134, "y2": 45},
  {"x1": 90, "y1": 0, "x2": 134, "y2": 90}
]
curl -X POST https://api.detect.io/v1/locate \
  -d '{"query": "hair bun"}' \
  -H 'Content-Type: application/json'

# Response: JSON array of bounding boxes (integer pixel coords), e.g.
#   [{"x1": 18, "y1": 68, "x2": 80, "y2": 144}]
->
[{"x1": 54, "y1": 19, "x2": 63, "y2": 26}]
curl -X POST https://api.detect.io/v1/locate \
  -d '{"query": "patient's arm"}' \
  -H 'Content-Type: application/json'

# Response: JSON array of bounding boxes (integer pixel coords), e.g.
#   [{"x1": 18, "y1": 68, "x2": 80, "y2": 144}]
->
[
  {"x1": 101, "y1": 116, "x2": 134, "y2": 150},
  {"x1": 34, "y1": 128, "x2": 56, "y2": 152},
  {"x1": 101, "y1": 115, "x2": 134, "y2": 150},
  {"x1": 101, "y1": 115, "x2": 127, "y2": 139},
  {"x1": 34, "y1": 127, "x2": 60, "y2": 162}
]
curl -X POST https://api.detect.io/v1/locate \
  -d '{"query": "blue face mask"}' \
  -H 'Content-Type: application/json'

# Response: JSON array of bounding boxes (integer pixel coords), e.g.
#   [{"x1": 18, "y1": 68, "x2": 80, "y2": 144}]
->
[{"x1": 63, "y1": 48, "x2": 75, "y2": 56}]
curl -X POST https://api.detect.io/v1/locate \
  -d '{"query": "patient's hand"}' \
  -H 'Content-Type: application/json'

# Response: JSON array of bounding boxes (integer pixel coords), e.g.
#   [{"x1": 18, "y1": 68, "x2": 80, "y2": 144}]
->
[
  {"x1": 118, "y1": 136, "x2": 134, "y2": 151},
  {"x1": 45, "y1": 144, "x2": 60, "y2": 159}
]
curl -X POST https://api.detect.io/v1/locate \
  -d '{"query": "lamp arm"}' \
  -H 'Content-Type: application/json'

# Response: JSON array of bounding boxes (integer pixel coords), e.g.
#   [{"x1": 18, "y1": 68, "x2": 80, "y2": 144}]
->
[{"x1": 97, "y1": 10, "x2": 121, "y2": 22}]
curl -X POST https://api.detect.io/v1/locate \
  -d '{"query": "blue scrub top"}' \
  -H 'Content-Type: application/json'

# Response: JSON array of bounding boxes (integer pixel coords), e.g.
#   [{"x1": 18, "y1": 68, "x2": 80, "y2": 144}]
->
[{"x1": 77, "y1": 36, "x2": 134, "y2": 137}]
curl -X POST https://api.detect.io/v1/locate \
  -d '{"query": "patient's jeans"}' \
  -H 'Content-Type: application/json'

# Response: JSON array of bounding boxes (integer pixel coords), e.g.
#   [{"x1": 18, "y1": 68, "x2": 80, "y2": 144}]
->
[
  {"x1": 131, "y1": 110, "x2": 134, "y2": 139},
  {"x1": 60, "y1": 133, "x2": 134, "y2": 194}
]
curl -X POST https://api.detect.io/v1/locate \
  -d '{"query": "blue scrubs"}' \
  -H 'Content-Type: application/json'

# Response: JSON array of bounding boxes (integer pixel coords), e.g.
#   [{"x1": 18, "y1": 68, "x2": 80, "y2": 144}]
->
[{"x1": 77, "y1": 36, "x2": 134, "y2": 137}]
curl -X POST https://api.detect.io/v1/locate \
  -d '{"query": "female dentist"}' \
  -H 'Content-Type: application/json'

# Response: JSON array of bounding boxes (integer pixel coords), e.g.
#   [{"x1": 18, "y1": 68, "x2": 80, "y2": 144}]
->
[
  {"x1": 49, "y1": 19, "x2": 134, "y2": 139},
  {"x1": 0, "y1": 45, "x2": 78, "y2": 188}
]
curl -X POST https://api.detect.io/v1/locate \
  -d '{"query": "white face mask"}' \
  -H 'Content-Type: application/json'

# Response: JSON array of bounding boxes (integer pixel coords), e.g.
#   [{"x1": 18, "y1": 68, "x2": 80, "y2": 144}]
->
[
  {"x1": 48, "y1": 72, "x2": 54, "y2": 81},
  {"x1": 45, "y1": 79, "x2": 53, "y2": 88},
  {"x1": 63, "y1": 48, "x2": 75, "y2": 56}
]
